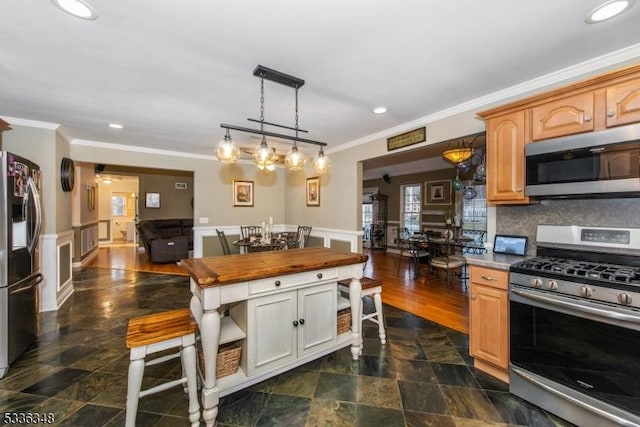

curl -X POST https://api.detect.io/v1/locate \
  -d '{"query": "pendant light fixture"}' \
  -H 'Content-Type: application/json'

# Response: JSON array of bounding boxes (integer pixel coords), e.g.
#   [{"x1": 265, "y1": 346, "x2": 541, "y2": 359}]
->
[
  {"x1": 284, "y1": 86, "x2": 307, "y2": 171},
  {"x1": 215, "y1": 128, "x2": 241, "y2": 163},
  {"x1": 217, "y1": 65, "x2": 329, "y2": 174}
]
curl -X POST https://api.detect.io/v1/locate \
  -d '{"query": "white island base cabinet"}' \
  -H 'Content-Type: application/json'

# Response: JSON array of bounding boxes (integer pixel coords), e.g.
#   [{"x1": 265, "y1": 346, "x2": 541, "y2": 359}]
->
[
  {"x1": 248, "y1": 283, "x2": 337, "y2": 376},
  {"x1": 180, "y1": 248, "x2": 368, "y2": 427}
]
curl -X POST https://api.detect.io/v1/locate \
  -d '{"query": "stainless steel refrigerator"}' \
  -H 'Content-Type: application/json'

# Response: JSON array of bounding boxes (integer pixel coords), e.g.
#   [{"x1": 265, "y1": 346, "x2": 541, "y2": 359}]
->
[{"x1": 0, "y1": 151, "x2": 43, "y2": 378}]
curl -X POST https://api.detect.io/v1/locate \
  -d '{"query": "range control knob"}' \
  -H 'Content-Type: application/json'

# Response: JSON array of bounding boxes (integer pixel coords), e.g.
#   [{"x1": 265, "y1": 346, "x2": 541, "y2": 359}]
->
[
  {"x1": 530, "y1": 278, "x2": 543, "y2": 288},
  {"x1": 618, "y1": 293, "x2": 633, "y2": 305},
  {"x1": 546, "y1": 280, "x2": 558, "y2": 291},
  {"x1": 579, "y1": 286, "x2": 593, "y2": 298}
]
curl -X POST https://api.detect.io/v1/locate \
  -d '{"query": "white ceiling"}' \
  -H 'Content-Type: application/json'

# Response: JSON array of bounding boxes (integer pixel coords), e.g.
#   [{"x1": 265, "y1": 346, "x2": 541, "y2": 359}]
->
[{"x1": 2, "y1": 0, "x2": 640, "y2": 167}]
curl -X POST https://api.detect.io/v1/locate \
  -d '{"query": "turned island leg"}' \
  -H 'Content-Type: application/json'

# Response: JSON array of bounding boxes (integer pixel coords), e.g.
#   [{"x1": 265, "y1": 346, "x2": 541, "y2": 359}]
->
[{"x1": 349, "y1": 277, "x2": 362, "y2": 360}]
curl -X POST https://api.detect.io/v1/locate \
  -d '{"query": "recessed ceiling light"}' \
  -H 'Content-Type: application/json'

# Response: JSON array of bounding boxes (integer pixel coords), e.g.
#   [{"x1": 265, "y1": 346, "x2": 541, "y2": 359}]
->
[
  {"x1": 585, "y1": 0, "x2": 634, "y2": 23},
  {"x1": 51, "y1": 0, "x2": 98, "y2": 20},
  {"x1": 373, "y1": 106, "x2": 388, "y2": 114},
  {"x1": 108, "y1": 123, "x2": 124, "y2": 129}
]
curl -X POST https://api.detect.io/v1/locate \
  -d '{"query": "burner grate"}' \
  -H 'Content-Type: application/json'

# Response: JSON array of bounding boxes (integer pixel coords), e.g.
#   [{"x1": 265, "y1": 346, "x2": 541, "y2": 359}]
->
[{"x1": 512, "y1": 256, "x2": 640, "y2": 285}]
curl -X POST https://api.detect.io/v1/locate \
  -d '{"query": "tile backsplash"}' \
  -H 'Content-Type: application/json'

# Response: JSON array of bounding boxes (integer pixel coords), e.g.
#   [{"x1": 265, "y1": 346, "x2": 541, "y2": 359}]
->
[{"x1": 496, "y1": 198, "x2": 640, "y2": 254}]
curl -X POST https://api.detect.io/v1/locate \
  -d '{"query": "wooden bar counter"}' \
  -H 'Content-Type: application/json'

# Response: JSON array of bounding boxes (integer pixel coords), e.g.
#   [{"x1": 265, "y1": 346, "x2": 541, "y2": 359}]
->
[{"x1": 179, "y1": 247, "x2": 368, "y2": 427}]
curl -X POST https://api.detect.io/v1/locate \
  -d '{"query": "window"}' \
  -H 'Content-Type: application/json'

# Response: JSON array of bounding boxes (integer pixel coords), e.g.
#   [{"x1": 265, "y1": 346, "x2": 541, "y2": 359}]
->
[
  {"x1": 401, "y1": 184, "x2": 421, "y2": 235},
  {"x1": 111, "y1": 194, "x2": 126, "y2": 216},
  {"x1": 362, "y1": 203, "x2": 373, "y2": 240},
  {"x1": 462, "y1": 185, "x2": 487, "y2": 243}
]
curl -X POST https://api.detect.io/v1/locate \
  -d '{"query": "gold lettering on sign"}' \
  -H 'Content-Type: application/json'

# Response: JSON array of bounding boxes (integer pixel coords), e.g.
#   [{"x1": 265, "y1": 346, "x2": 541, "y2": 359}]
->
[{"x1": 387, "y1": 127, "x2": 426, "y2": 151}]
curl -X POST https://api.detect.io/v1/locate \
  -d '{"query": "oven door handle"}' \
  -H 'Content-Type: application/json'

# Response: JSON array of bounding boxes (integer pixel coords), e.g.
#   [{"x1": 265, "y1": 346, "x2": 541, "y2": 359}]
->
[
  {"x1": 511, "y1": 366, "x2": 639, "y2": 427},
  {"x1": 511, "y1": 288, "x2": 640, "y2": 324}
]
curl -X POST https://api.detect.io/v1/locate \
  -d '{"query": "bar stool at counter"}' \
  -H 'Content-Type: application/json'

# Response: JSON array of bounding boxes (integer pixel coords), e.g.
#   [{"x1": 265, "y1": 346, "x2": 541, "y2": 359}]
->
[
  {"x1": 125, "y1": 308, "x2": 200, "y2": 427},
  {"x1": 338, "y1": 276, "x2": 386, "y2": 354}
]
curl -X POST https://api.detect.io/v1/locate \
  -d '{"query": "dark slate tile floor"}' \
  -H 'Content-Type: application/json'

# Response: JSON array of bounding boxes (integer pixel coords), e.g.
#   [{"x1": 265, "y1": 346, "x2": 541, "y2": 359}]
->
[{"x1": 0, "y1": 268, "x2": 576, "y2": 426}]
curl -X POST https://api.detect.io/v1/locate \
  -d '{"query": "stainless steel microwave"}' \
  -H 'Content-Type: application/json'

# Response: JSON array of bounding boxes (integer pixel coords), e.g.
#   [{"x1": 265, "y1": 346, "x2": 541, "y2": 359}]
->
[{"x1": 525, "y1": 123, "x2": 640, "y2": 198}]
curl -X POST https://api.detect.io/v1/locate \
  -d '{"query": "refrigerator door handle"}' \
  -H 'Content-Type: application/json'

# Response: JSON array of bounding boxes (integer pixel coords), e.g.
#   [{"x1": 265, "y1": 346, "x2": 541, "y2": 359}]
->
[
  {"x1": 26, "y1": 176, "x2": 42, "y2": 255},
  {"x1": 9, "y1": 273, "x2": 44, "y2": 294}
]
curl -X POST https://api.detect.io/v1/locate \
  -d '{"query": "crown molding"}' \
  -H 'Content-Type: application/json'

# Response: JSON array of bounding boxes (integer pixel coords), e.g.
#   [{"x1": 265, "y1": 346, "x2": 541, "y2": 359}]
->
[
  {"x1": 0, "y1": 116, "x2": 59, "y2": 130},
  {"x1": 71, "y1": 138, "x2": 217, "y2": 160}
]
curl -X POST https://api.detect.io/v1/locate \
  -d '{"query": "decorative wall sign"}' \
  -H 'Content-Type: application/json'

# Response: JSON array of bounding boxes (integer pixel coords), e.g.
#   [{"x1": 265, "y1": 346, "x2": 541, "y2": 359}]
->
[
  {"x1": 387, "y1": 127, "x2": 426, "y2": 151},
  {"x1": 233, "y1": 180, "x2": 254, "y2": 207},
  {"x1": 306, "y1": 177, "x2": 320, "y2": 206},
  {"x1": 425, "y1": 179, "x2": 452, "y2": 206}
]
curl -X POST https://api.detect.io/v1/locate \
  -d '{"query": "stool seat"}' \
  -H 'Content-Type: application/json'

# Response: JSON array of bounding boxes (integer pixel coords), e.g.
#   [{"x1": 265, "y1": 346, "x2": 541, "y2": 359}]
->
[
  {"x1": 125, "y1": 308, "x2": 200, "y2": 427},
  {"x1": 337, "y1": 276, "x2": 386, "y2": 353},
  {"x1": 126, "y1": 308, "x2": 197, "y2": 348}
]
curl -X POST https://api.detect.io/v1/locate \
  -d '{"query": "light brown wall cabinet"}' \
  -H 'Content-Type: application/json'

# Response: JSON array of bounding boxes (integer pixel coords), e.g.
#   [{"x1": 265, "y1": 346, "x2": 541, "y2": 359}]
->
[
  {"x1": 469, "y1": 265, "x2": 509, "y2": 383},
  {"x1": 478, "y1": 64, "x2": 640, "y2": 204}
]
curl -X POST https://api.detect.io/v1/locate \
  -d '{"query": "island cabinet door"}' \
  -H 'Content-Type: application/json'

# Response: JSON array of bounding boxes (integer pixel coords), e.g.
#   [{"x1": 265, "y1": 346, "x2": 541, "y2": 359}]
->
[
  {"x1": 297, "y1": 283, "x2": 337, "y2": 357},
  {"x1": 247, "y1": 290, "x2": 297, "y2": 376}
]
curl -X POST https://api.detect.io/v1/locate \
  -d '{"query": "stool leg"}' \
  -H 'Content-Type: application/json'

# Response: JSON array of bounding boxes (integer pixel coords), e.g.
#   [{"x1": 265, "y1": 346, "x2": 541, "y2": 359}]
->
[
  {"x1": 182, "y1": 343, "x2": 200, "y2": 427},
  {"x1": 358, "y1": 298, "x2": 364, "y2": 355},
  {"x1": 125, "y1": 357, "x2": 145, "y2": 427},
  {"x1": 373, "y1": 292, "x2": 386, "y2": 345}
]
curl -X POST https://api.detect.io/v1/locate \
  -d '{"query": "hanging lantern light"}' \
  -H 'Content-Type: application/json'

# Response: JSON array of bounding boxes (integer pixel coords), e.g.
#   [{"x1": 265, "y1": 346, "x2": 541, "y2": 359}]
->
[
  {"x1": 214, "y1": 128, "x2": 240, "y2": 163},
  {"x1": 312, "y1": 147, "x2": 331, "y2": 175}
]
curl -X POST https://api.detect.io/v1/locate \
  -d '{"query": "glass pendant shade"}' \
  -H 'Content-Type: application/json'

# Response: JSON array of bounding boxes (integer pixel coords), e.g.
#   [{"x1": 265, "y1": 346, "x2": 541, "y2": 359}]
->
[
  {"x1": 285, "y1": 143, "x2": 306, "y2": 171},
  {"x1": 442, "y1": 148, "x2": 473, "y2": 164},
  {"x1": 312, "y1": 149, "x2": 331, "y2": 175},
  {"x1": 253, "y1": 139, "x2": 276, "y2": 167},
  {"x1": 453, "y1": 178, "x2": 465, "y2": 191},
  {"x1": 215, "y1": 132, "x2": 240, "y2": 163}
]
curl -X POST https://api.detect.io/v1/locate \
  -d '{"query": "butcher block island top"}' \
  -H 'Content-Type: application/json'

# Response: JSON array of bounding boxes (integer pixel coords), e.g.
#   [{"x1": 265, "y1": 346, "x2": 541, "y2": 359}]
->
[{"x1": 179, "y1": 247, "x2": 369, "y2": 287}]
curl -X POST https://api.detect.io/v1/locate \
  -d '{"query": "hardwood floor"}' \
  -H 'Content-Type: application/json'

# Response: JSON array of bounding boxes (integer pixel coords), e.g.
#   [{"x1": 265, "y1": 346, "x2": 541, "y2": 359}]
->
[{"x1": 84, "y1": 244, "x2": 469, "y2": 334}]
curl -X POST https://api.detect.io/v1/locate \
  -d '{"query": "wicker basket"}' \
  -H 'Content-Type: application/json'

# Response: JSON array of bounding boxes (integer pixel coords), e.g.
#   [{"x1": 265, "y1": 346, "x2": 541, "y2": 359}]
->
[
  {"x1": 197, "y1": 340, "x2": 242, "y2": 378},
  {"x1": 337, "y1": 309, "x2": 351, "y2": 334}
]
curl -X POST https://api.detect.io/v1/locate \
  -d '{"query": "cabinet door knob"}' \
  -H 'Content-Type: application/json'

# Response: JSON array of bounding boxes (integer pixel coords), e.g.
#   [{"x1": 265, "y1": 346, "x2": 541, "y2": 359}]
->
[
  {"x1": 299, "y1": 318, "x2": 305, "y2": 325},
  {"x1": 471, "y1": 294, "x2": 476, "y2": 300},
  {"x1": 293, "y1": 320, "x2": 299, "y2": 327},
  {"x1": 607, "y1": 110, "x2": 616, "y2": 117},
  {"x1": 275, "y1": 280, "x2": 281, "y2": 287},
  {"x1": 317, "y1": 273, "x2": 323, "y2": 279},
  {"x1": 584, "y1": 114, "x2": 592, "y2": 122},
  {"x1": 516, "y1": 187, "x2": 523, "y2": 192}
]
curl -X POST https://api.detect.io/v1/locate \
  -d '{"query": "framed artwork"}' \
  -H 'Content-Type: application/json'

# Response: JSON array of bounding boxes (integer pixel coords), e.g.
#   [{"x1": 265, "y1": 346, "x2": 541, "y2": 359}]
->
[
  {"x1": 145, "y1": 192, "x2": 161, "y2": 208},
  {"x1": 87, "y1": 185, "x2": 96, "y2": 211},
  {"x1": 233, "y1": 180, "x2": 254, "y2": 207},
  {"x1": 306, "y1": 177, "x2": 320, "y2": 206},
  {"x1": 425, "y1": 180, "x2": 452, "y2": 206}
]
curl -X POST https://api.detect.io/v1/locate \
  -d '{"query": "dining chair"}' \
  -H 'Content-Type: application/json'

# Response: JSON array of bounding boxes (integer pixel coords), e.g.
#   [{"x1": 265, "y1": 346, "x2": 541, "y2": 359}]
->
[
  {"x1": 427, "y1": 236, "x2": 466, "y2": 292},
  {"x1": 294, "y1": 225, "x2": 312, "y2": 248},
  {"x1": 240, "y1": 225, "x2": 262, "y2": 241},
  {"x1": 216, "y1": 229, "x2": 232, "y2": 255},
  {"x1": 396, "y1": 229, "x2": 428, "y2": 276}
]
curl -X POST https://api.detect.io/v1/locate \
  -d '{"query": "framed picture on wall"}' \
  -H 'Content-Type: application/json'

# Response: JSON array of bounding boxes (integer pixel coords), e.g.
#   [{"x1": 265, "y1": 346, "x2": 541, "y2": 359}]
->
[
  {"x1": 424, "y1": 180, "x2": 452, "y2": 206},
  {"x1": 306, "y1": 177, "x2": 320, "y2": 206},
  {"x1": 233, "y1": 180, "x2": 254, "y2": 207},
  {"x1": 145, "y1": 192, "x2": 161, "y2": 208}
]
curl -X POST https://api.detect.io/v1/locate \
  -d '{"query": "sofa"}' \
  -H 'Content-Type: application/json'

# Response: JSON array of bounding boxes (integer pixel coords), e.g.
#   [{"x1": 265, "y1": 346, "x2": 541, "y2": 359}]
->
[{"x1": 137, "y1": 218, "x2": 193, "y2": 263}]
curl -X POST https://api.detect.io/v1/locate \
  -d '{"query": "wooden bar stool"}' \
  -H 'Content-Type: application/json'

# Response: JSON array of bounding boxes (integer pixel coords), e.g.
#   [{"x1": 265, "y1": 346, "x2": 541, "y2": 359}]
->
[
  {"x1": 338, "y1": 277, "x2": 386, "y2": 351},
  {"x1": 125, "y1": 308, "x2": 200, "y2": 427}
]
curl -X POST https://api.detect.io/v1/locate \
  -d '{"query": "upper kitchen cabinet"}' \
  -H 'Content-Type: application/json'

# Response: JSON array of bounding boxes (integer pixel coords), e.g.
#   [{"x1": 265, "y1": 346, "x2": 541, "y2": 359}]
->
[
  {"x1": 478, "y1": 63, "x2": 640, "y2": 204},
  {"x1": 606, "y1": 77, "x2": 640, "y2": 128},
  {"x1": 485, "y1": 111, "x2": 530, "y2": 204},
  {"x1": 531, "y1": 92, "x2": 595, "y2": 141}
]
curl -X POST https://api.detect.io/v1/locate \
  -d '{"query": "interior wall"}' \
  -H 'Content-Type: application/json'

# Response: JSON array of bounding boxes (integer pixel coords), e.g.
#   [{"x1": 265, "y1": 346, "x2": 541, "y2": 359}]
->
[{"x1": 138, "y1": 173, "x2": 193, "y2": 220}]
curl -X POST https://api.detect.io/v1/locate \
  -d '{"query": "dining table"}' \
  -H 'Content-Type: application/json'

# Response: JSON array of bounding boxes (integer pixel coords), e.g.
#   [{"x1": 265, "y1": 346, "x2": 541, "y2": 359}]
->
[{"x1": 232, "y1": 233, "x2": 296, "y2": 253}]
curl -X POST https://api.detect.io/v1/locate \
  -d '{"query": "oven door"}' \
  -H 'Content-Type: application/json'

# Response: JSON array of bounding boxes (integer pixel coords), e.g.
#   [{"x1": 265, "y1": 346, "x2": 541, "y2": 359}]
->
[{"x1": 510, "y1": 285, "x2": 640, "y2": 423}]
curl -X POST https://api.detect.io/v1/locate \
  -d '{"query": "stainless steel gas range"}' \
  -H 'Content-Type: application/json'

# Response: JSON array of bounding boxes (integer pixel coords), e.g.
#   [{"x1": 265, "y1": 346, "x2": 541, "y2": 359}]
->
[{"x1": 509, "y1": 225, "x2": 640, "y2": 427}]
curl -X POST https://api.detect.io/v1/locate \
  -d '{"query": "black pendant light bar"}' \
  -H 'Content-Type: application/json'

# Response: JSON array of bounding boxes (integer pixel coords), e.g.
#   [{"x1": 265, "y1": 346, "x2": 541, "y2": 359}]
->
[
  {"x1": 220, "y1": 123, "x2": 327, "y2": 147},
  {"x1": 246, "y1": 118, "x2": 309, "y2": 133},
  {"x1": 253, "y1": 65, "x2": 305, "y2": 88}
]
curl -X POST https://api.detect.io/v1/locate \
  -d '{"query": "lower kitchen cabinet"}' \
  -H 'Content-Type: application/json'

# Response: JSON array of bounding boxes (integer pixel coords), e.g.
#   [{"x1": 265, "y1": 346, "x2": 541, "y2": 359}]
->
[
  {"x1": 246, "y1": 282, "x2": 337, "y2": 376},
  {"x1": 469, "y1": 265, "x2": 509, "y2": 383}
]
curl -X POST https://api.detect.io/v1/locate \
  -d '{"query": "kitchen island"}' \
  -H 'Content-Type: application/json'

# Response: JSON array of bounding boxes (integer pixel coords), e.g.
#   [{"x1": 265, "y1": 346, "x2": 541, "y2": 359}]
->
[{"x1": 179, "y1": 247, "x2": 368, "y2": 427}]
